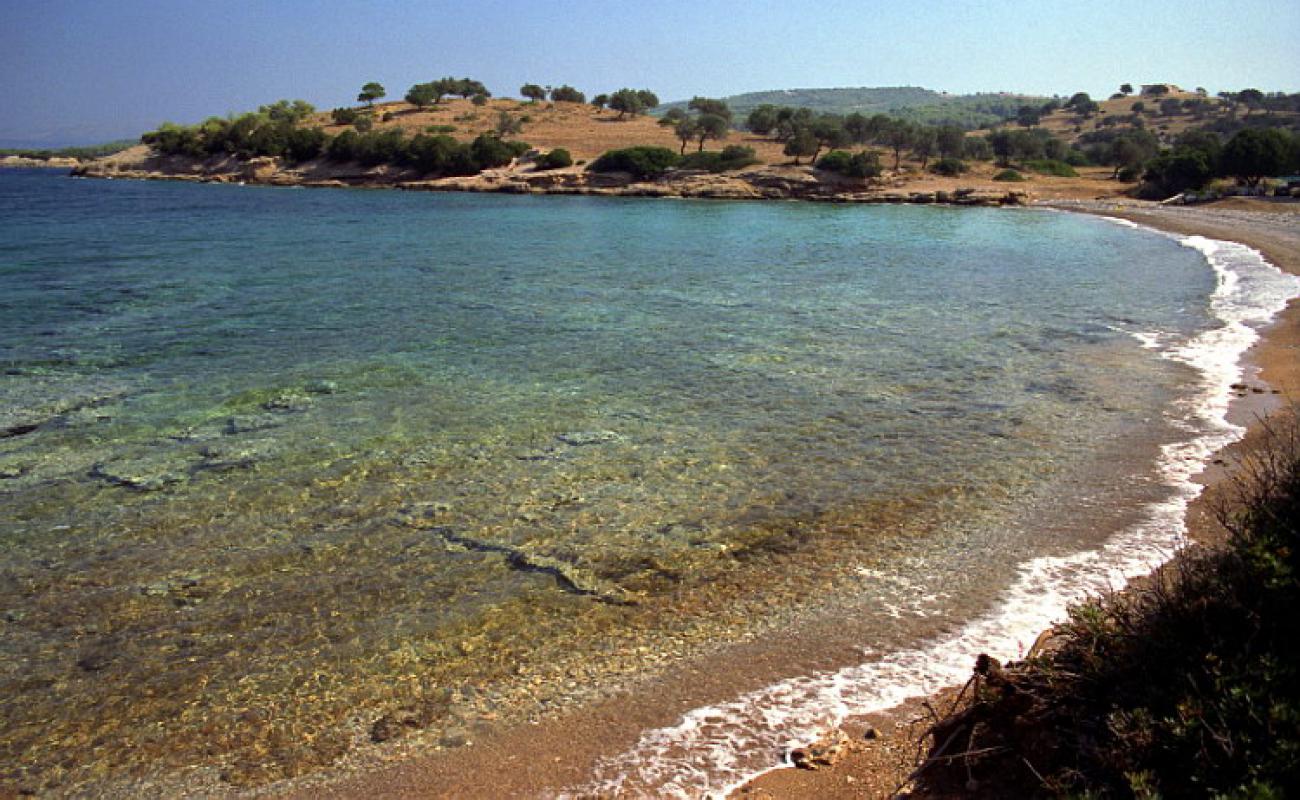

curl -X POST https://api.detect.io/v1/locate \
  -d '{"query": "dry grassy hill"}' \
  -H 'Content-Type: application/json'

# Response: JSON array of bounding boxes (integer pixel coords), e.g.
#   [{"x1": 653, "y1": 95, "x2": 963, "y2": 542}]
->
[
  {"x1": 1034, "y1": 89, "x2": 1298, "y2": 147},
  {"x1": 307, "y1": 97, "x2": 791, "y2": 164}
]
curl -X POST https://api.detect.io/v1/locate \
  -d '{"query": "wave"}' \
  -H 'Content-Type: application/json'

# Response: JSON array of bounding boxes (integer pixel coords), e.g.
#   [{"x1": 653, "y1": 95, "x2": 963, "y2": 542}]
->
[{"x1": 561, "y1": 220, "x2": 1300, "y2": 799}]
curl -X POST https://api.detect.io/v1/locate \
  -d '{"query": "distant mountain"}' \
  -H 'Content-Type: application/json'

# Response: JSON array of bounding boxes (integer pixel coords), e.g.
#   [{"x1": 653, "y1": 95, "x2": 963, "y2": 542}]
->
[{"x1": 659, "y1": 86, "x2": 1051, "y2": 129}]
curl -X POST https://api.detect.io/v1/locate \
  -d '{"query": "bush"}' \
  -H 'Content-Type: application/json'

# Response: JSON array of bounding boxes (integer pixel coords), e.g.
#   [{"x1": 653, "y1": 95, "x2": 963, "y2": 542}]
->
[
  {"x1": 1063, "y1": 148, "x2": 1091, "y2": 166},
  {"x1": 1024, "y1": 158, "x2": 1078, "y2": 177},
  {"x1": 331, "y1": 107, "x2": 361, "y2": 125},
  {"x1": 1116, "y1": 164, "x2": 1142, "y2": 182},
  {"x1": 471, "y1": 134, "x2": 529, "y2": 169},
  {"x1": 537, "y1": 148, "x2": 573, "y2": 170},
  {"x1": 284, "y1": 128, "x2": 328, "y2": 163},
  {"x1": 928, "y1": 157, "x2": 968, "y2": 176},
  {"x1": 916, "y1": 408, "x2": 1300, "y2": 799},
  {"x1": 816, "y1": 149, "x2": 882, "y2": 178},
  {"x1": 471, "y1": 94, "x2": 488, "y2": 107},
  {"x1": 993, "y1": 169, "x2": 1026, "y2": 181},
  {"x1": 588, "y1": 146, "x2": 680, "y2": 179},
  {"x1": 678, "y1": 145, "x2": 759, "y2": 173}
]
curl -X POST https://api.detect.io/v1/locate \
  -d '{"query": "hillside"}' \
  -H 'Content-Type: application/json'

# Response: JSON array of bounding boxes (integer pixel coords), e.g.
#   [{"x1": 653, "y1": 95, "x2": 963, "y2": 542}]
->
[
  {"x1": 659, "y1": 86, "x2": 1049, "y2": 128},
  {"x1": 1022, "y1": 88, "x2": 1300, "y2": 148}
]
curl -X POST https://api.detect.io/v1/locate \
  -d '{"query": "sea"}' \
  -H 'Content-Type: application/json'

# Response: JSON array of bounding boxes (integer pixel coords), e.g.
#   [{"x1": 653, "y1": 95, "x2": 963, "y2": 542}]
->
[{"x1": 1, "y1": 168, "x2": 1296, "y2": 797}]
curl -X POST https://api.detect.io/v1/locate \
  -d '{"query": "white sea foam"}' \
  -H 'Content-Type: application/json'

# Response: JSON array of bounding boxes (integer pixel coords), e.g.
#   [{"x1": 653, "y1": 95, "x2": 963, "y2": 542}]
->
[{"x1": 561, "y1": 220, "x2": 1300, "y2": 799}]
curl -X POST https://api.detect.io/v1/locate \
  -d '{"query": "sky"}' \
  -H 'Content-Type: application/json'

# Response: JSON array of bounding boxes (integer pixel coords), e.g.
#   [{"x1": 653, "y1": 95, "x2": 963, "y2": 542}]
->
[{"x1": 3, "y1": 0, "x2": 1298, "y2": 147}]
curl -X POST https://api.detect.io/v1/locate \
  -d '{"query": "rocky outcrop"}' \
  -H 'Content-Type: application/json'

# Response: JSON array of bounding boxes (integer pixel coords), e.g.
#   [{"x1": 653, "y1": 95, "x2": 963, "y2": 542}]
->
[
  {"x1": 72, "y1": 147, "x2": 1031, "y2": 206},
  {"x1": 1, "y1": 155, "x2": 81, "y2": 169}
]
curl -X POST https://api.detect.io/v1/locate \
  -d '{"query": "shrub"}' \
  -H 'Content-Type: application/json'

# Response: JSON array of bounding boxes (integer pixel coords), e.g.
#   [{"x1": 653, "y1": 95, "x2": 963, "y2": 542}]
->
[
  {"x1": 284, "y1": 128, "x2": 328, "y2": 163},
  {"x1": 916, "y1": 408, "x2": 1300, "y2": 799},
  {"x1": 993, "y1": 169, "x2": 1026, "y2": 181},
  {"x1": 1116, "y1": 164, "x2": 1142, "y2": 182},
  {"x1": 537, "y1": 148, "x2": 573, "y2": 170},
  {"x1": 588, "y1": 146, "x2": 680, "y2": 179},
  {"x1": 404, "y1": 134, "x2": 461, "y2": 174},
  {"x1": 471, "y1": 93, "x2": 488, "y2": 106},
  {"x1": 331, "y1": 107, "x2": 361, "y2": 125},
  {"x1": 471, "y1": 134, "x2": 529, "y2": 169},
  {"x1": 678, "y1": 145, "x2": 758, "y2": 173},
  {"x1": 928, "y1": 157, "x2": 968, "y2": 176},
  {"x1": 1024, "y1": 159, "x2": 1078, "y2": 177},
  {"x1": 816, "y1": 149, "x2": 882, "y2": 178},
  {"x1": 1063, "y1": 148, "x2": 1091, "y2": 166}
]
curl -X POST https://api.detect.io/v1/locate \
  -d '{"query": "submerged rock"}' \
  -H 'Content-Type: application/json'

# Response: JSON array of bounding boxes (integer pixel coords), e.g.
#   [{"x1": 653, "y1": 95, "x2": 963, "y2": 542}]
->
[
  {"x1": 225, "y1": 414, "x2": 283, "y2": 434},
  {"x1": 556, "y1": 430, "x2": 622, "y2": 446},
  {"x1": 90, "y1": 452, "x2": 192, "y2": 491}
]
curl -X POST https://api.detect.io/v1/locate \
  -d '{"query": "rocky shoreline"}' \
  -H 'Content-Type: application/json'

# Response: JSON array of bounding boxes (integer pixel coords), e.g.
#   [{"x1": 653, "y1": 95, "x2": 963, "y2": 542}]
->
[{"x1": 70, "y1": 145, "x2": 1030, "y2": 206}]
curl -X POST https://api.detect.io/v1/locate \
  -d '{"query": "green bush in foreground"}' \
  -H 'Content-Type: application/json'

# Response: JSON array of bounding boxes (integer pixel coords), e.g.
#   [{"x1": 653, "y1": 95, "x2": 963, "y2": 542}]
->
[
  {"x1": 1023, "y1": 158, "x2": 1078, "y2": 177},
  {"x1": 993, "y1": 168, "x2": 1026, "y2": 181},
  {"x1": 917, "y1": 409, "x2": 1300, "y2": 798},
  {"x1": 588, "y1": 146, "x2": 680, "y2": 179}
]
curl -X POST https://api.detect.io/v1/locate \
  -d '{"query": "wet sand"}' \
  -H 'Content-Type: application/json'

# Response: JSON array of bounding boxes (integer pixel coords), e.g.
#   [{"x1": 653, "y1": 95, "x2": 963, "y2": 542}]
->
[{"x1": 265, "y1": 199, "x2": 1300, "y2": 800}]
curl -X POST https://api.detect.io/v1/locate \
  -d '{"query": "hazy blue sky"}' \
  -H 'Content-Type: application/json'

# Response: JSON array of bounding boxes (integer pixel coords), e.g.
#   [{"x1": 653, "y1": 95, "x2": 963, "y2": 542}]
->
[{"x1": 4, "y1": 0, "x2": 1297, "y2": 146}]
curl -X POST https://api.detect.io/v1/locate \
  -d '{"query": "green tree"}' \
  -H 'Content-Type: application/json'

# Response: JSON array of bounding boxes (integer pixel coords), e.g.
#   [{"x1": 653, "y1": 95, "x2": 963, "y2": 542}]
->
[
  {"x1": 659, "y1": 107, "x2": 687, "y2": 126},
  {"x1": 452, "y1": 79, "x2": 489, "y2": 99},
  {"x1": 550, "y1": 85, "x2": 585, "y2": 103},
  {"x1": 1016, "y1": 105, "x2": 1042, "y2": 127},
  {"x1": 405, "y1": 82, "x2": 440, "y2": 110},
  {"x1": 591, "y1": 94, "x2": 609, "y2": 110},
  {"x1": 936, "y1": 125, "x2": 966, "y2": 159},
  {"x1": 1142, "y1": 149, "x2": 1213, "y2": 197},
  {"x1": 608, "y1": 88, "x2": 657, "y2": 119},
  {"x1": 688, "y1": 97, "x2": 732, "y2": 122},
  {"x1": 520, "y1": 83, "x2": 547, "y2": 102},
  {"x1": 747, "y1": 104, "x2": 780, "y2": 136},
  {"x1": 910, "y1": 126, "x2": 938, "y2": 169},
  {"x1": 1220, "y1": 128, "x2": 1291, "y2": 186},
  {"x1": 784, "y1": 128, "x2": 818, "y2": 165},
  {"x1": 358, "y1": 82, "x2": 386, "y2": 107},
  {"x1": 988, "y1": 129, "x2": 1015, "y2": 167},
  {"x1": 673, "y1": 118, "x2": 699, "y2": 154},
  {"x1": 1120, "y1": 83, "x2": 1134, "y2": 95},
  {"x1": 693, "y1": 113, "x2": 730, "y2": 152},
  {"x1": 808, "y1": 115, "x2": 849, "y2": 163},
  {"x1": 884, "y1": 121, "x2": 914, "y2": 170}
]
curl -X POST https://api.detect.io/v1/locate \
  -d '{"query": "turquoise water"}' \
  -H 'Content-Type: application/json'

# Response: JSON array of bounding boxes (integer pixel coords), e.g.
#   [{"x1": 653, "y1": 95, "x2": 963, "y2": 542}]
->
[{"x1": 0, "y1": 170, "x2": 1217, "y2": 793}]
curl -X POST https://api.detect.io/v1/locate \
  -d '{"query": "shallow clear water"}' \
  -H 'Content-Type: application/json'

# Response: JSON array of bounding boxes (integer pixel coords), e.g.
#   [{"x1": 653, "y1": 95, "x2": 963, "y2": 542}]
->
[{"x1": 0, "y1": 170, "x2": 1235, "y2": 793}]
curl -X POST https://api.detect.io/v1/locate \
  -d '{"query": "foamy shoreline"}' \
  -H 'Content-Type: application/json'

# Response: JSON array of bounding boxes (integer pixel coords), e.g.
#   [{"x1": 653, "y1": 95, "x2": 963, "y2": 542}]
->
[
  {"x1": 537, "y1": 208, "x2": 1297, "y2": 799},
  {"x1": 728, "y1": 200, "x2": 1300, "y2": 799}
]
